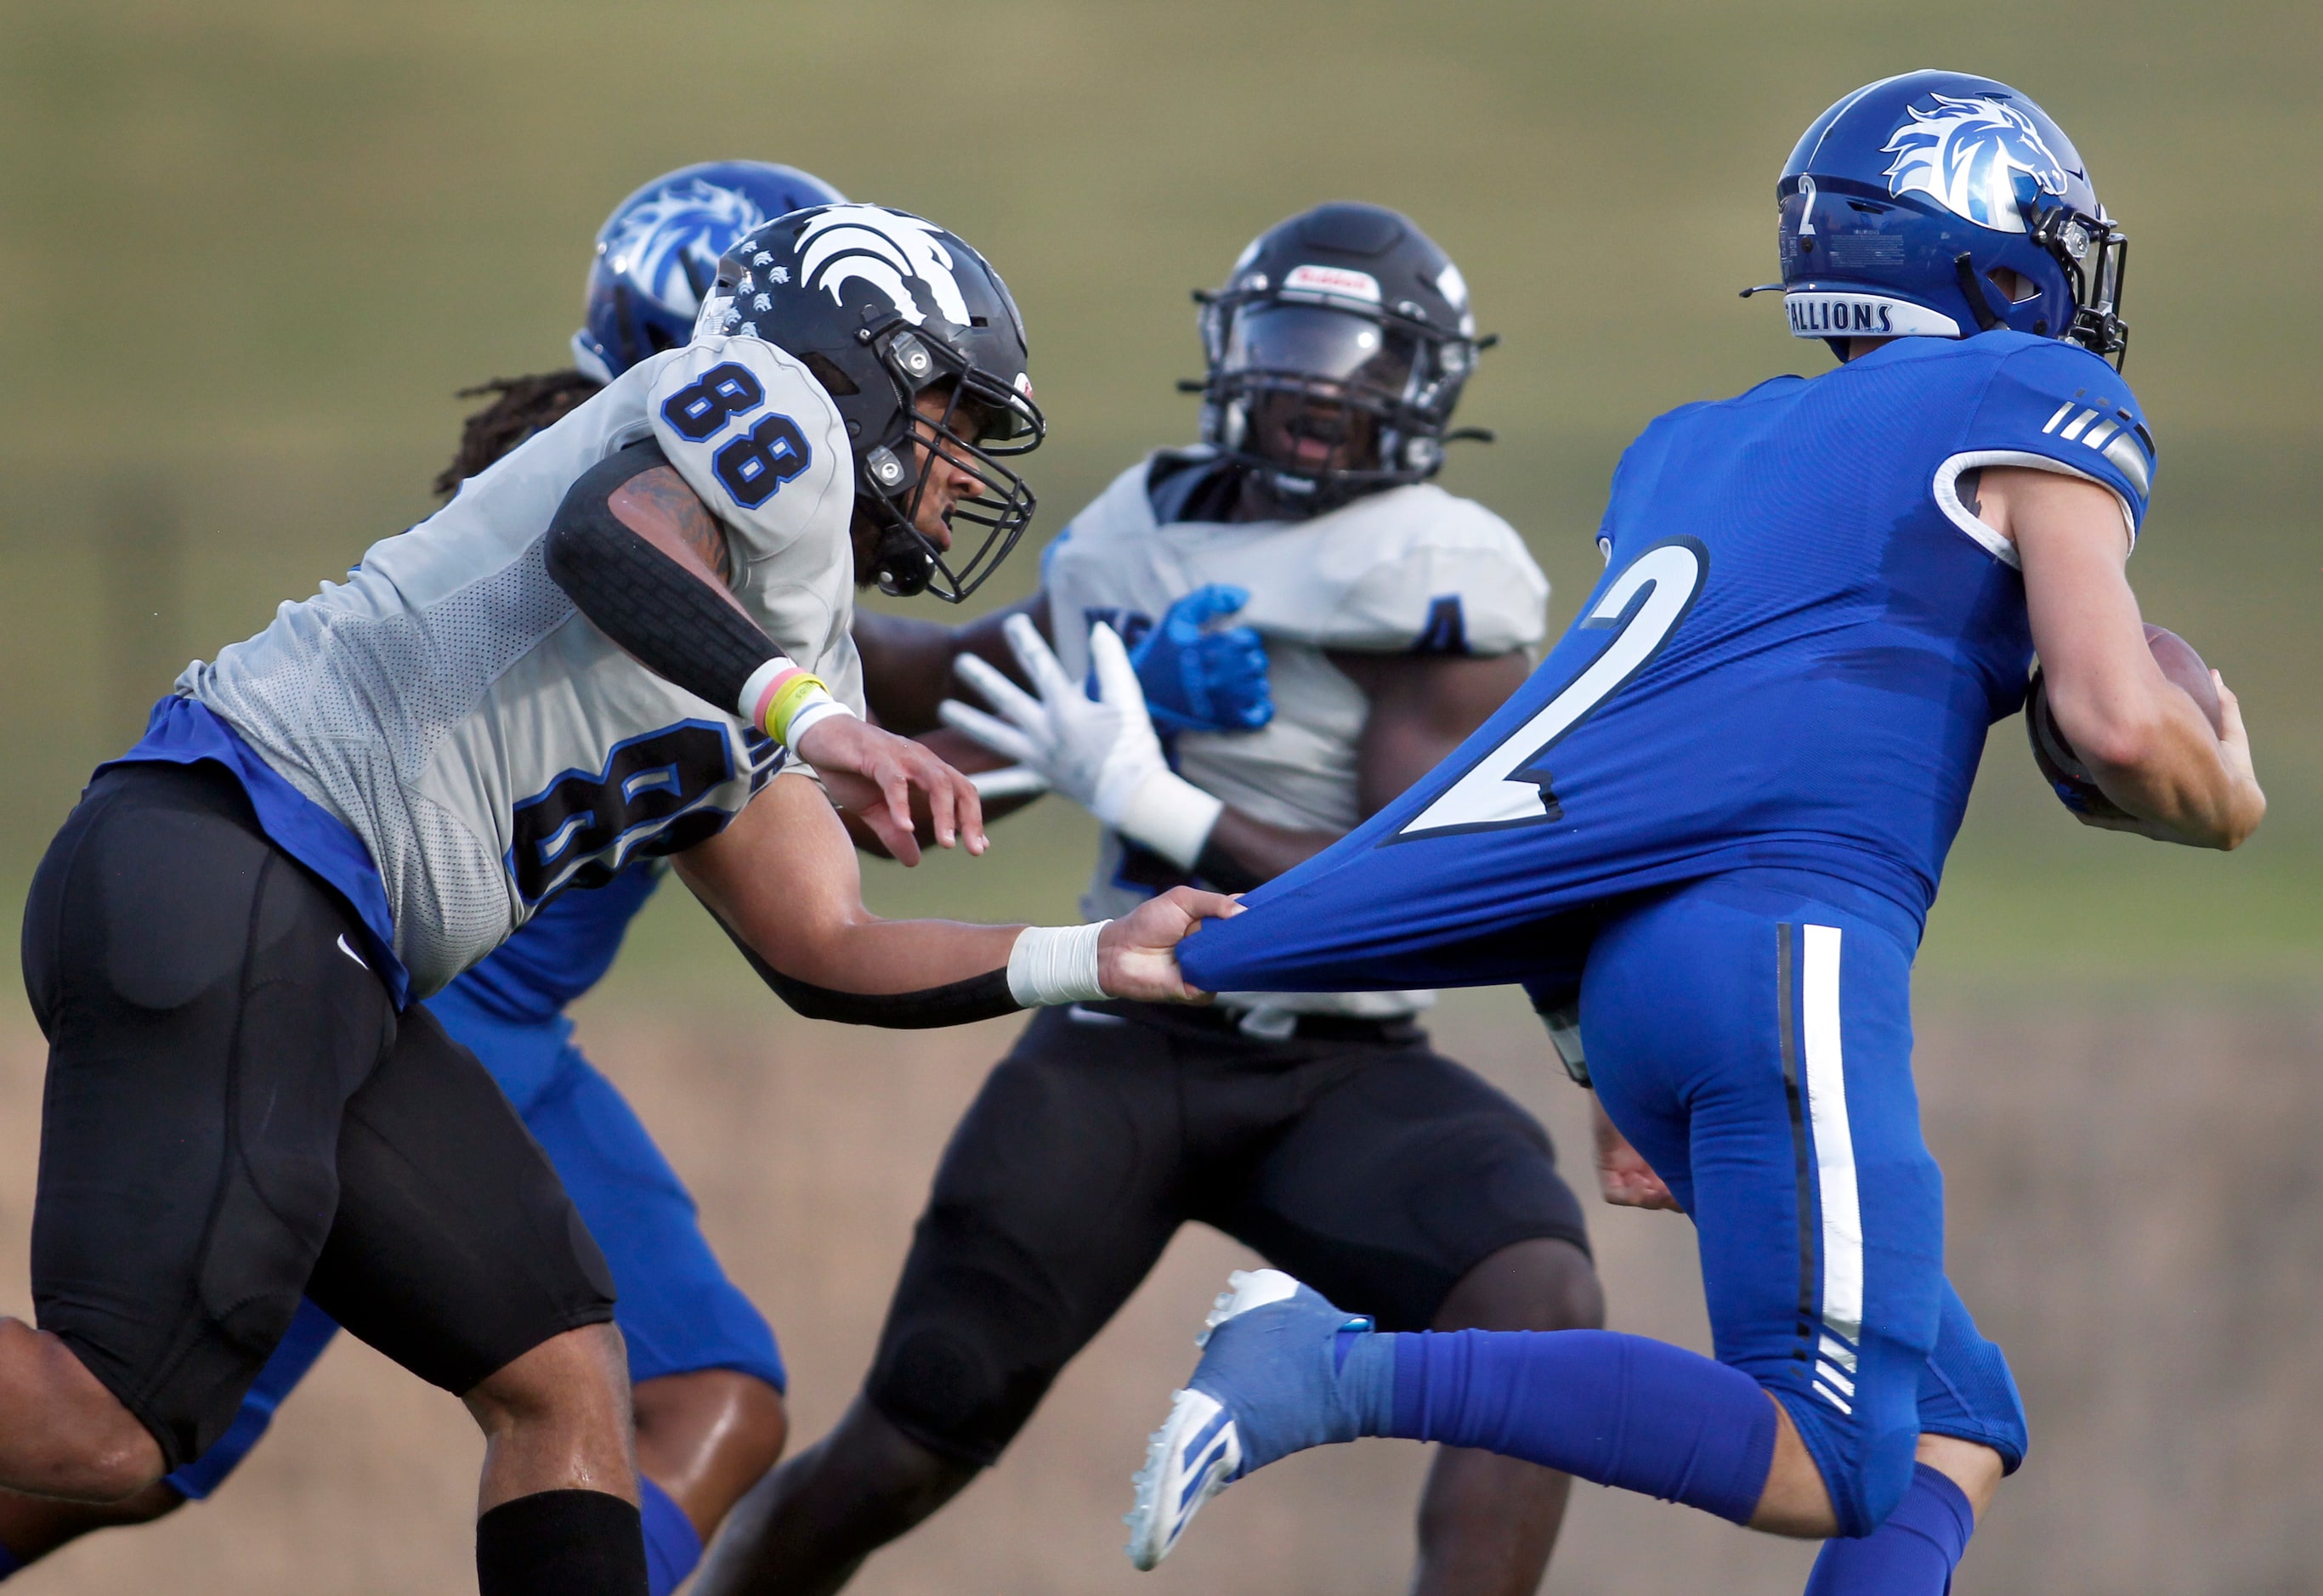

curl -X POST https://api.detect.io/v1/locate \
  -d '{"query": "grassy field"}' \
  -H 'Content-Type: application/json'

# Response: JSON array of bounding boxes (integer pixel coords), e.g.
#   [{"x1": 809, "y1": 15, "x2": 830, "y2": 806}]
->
[
  {"x1": 7, "y1": 987, "x2": 2322, "y2": 1595},
  {"x1": 0, "y1": 1, "x2": 2318, "y2": 1591},
  {"x1": 0, "y1": 0, "x2": 2318, "y2": 968}
]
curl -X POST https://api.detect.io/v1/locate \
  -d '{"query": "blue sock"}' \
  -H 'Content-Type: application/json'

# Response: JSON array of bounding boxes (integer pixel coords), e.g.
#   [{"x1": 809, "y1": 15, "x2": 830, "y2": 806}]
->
[
  {"x1": 0, "y1": 1540, "x2": 21, "y2": 1581},
  {"x1": 1803, "y1": 1463, "x2": 1974, "y2": 1594},
  {"x1": 1377, "y1": 1328, "x2": 1779, "y2": 1525},
  {"x1": 636, "y1": 1476, "x2": 703, "y2": 1596}
]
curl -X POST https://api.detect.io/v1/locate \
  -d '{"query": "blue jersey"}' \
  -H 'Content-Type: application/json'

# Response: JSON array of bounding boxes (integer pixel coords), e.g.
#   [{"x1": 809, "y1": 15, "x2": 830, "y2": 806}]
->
[
  {"x1": 1177, "y1": 333, "x2": 2155, "y2": 998},
  {"x1": 445, "y1": 858, "x2": 665, "y2": 1025}
]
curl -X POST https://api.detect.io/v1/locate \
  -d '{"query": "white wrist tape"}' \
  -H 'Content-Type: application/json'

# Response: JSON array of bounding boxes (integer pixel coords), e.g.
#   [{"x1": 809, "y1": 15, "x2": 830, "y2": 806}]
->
[
  {"x1": 780, "y1": 695, "x2": 855, "y2": 753},
  {"x1": 1006, "y1": 921, "x2": 1111, "y2": 1007},
  {"x1": 1117, "y1": 771, "x2": 1225, "y2": 872}
]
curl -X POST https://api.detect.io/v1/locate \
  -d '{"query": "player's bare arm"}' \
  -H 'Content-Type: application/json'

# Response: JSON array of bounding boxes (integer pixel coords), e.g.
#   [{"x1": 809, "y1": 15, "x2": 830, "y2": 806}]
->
[
  {"x1": 1990, "y1": 466, "x2": 2264, "y2": 848},
  {"x1": 676, "y1": 771, "x2": 1231, "y2": 1005},
  {"x1": 611, "y1": 464, "x2": 737, "y2": 584}
]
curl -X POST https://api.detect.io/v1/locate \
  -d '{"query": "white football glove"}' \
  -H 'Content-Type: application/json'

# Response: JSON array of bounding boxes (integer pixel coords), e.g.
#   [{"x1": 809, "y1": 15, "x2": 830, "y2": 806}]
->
[{"x1": 942, "y1": 616, "x2": 1224, "y2": 870}]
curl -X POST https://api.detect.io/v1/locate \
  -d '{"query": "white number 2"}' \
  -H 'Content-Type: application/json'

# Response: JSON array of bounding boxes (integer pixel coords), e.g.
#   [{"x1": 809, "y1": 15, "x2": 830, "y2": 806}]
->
[{"x1": 1397, "y1": 538, "x2": 1708, "y2": 838}]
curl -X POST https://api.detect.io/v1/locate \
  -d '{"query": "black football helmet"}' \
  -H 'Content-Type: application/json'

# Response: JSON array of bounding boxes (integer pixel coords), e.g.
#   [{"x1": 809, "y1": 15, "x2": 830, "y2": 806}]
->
[
  {"x1": 1190, "y1": 202, "x2": 1487, "y2": 512},
  {"x1": 695, "y1": 205, "x2": 1045, "y2": 601}
]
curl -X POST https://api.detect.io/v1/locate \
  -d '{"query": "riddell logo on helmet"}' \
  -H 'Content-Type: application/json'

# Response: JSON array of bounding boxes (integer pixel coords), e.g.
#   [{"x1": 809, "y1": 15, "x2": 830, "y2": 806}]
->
[{"x1": 1283, "y1": 264, "x2": 1381, "y2": 304}]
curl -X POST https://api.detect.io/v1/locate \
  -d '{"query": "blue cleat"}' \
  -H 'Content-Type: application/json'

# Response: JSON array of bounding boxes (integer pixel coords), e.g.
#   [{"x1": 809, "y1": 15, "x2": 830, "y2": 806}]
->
[{"x1": 1125, "y1": 1269, "x2": 1391, "y2": 1570}]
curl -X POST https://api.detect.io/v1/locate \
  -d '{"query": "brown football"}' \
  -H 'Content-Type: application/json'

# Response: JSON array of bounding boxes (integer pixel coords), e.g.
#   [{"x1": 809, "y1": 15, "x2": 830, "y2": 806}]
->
[{"x1": 2027, "y1": 625, "x2": 2222, "y2": 818}]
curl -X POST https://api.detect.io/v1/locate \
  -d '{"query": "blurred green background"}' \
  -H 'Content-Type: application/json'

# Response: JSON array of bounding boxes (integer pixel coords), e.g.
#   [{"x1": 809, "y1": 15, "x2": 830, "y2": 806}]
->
[{"x1": 0, "y1": 0, "x2": 2315, "y2": 994}]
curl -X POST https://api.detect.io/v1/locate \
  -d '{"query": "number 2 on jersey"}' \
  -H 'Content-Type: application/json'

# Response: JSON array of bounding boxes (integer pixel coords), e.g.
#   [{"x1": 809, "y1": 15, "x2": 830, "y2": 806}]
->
[{"x1": 1396, "y1": 538, "x2": 1708, "y2": 838}]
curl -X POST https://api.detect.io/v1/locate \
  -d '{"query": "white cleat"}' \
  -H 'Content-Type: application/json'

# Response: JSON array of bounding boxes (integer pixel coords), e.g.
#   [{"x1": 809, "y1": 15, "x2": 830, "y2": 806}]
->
[
  {"x1": 1125, "y1": 1270, "x2": 1301, "y2": 1570},
  {"x1": 1126, "y1": 1386, "x2": 1243, "y2": 1571}
]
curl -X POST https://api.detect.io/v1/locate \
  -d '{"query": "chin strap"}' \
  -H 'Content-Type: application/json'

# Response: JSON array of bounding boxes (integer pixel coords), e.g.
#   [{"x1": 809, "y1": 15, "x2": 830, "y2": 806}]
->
[{"x1": 1952, "y1": 254, "x2": 2008, "y2": 333}]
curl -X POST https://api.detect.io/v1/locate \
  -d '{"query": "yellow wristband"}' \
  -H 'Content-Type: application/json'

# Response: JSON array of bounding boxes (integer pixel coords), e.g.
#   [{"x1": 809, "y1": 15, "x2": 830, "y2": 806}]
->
[{"x1": 764, "y1": 671, "x2": 831, "y2": 745}]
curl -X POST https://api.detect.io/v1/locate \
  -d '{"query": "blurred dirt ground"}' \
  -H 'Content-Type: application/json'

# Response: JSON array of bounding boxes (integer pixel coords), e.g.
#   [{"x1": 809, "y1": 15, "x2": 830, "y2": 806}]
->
[{"x1": 3, "y1": 982, "x2": 2320, "y2": 1595}]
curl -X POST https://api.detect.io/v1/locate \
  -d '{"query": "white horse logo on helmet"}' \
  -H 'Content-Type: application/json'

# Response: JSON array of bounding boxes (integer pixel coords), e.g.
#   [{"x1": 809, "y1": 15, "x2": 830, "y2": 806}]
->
[
  {"x1": 603, "y1": 179, "x2": 769, "y2": 317},
  {"x1": 1882, "y1": 94, "x2": 2069, "y2": 234},
  {"x1": 796, "y1": 207, "x2": 972, "y2": 328}
]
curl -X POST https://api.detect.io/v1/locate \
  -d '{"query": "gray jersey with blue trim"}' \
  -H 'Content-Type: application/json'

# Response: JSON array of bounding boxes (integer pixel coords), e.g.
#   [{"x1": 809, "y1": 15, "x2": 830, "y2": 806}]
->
[
  {"x1": 1041, "y1": 450, "x2": 1548, "y2": 1017},
  {"x1": 182, "y1": 334, "x2": 863, "y2": 996}
]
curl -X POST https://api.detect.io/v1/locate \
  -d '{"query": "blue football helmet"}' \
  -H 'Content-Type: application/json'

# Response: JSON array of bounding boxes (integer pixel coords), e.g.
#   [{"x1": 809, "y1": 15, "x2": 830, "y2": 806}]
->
[
  {"x1": 1749, "y1": 71, "x2": 2128, "y2": 367},
  {"x1": 572, "y1": 161, "x2": 847, "y2": 382}
]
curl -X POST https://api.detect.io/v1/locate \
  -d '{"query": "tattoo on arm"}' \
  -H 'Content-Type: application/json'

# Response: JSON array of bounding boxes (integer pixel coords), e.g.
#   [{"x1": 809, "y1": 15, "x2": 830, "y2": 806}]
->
[{"x1": 613, "y1": 466, "x2": 733, "y2": 583}]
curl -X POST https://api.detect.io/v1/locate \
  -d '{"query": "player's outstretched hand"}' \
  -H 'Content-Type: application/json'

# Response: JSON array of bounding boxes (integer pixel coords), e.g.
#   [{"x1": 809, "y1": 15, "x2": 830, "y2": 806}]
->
[
  {"x1": 940, "y1": 615, "x2": 1164, "y2": 825},
  {"x1": 1592, "y1": 1095, "x2": 1680, "y2": 1211},
  {"x1": 794, "y1": 714, "x2": 986, "y2": 868},
  {"x1": 1100, "y1": 886, "x2": 1241, "y2": 1004}
]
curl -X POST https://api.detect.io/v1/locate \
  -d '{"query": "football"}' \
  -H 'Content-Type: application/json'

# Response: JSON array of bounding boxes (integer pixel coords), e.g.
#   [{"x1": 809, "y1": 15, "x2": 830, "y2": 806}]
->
[{"x1": 2027, "y1": 624, "x2": 2224, "y2": 818}]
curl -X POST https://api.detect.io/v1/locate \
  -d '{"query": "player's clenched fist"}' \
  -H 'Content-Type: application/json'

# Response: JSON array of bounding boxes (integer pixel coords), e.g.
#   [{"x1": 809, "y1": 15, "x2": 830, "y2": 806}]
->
[
  {"x1": 1099, "y1": 886, "x2": 1242, "y2": 1004},
  {"x1": 796, "y1": 714, "x2": 987, "y2": 866}
]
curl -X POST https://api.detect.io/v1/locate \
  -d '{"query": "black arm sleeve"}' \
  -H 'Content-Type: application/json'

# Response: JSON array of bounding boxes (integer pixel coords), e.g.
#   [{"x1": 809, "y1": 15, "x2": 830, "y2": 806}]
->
[
  {"x1": 541, "y1": 439, "x2": 783, "y2": 715},
  {"x1": 712, "y1": 914, "x2": 1023, "y2": 1028}
]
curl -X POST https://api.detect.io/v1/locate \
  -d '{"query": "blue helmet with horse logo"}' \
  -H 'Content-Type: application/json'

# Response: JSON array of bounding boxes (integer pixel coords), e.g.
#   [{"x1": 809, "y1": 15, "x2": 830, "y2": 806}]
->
[
  {"x1": 1749, "y1": 71, "x2": 2129, "y2": 367},
  {"x1": 573, "y1": 161, "x2": 847, "y2": 382}
]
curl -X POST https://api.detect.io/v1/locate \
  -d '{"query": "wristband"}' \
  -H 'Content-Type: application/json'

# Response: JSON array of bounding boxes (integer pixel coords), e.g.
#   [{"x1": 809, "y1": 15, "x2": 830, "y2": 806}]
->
[
  {"x1": 1117, "y1": 770, "x2": 1226, "y2": 873},
  {"x1": 1006, "y1": 921, "x2": 1112, "y2": 1007},
  {"x1": 739, "y1": 657, "x2": 853, "y2": 753}
]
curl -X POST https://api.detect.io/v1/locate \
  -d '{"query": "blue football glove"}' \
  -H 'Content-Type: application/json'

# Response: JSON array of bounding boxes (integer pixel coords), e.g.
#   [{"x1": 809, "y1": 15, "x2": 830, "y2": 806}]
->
[{"x1": 1130, "y1": 585, "x2": 1273, "y2": 734}]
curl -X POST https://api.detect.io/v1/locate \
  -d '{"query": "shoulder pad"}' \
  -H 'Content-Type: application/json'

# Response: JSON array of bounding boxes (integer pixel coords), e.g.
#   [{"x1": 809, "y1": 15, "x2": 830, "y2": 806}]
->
[
  {"x1": 1244, "y1": 486, "x2": 1550, "y2": 654},
  {"x1": 1947, "y1": 337, "x2": 2153, "y2": 544},
  {"x1": 647, "y1": 337, "x2": 853, "y2": 564}
]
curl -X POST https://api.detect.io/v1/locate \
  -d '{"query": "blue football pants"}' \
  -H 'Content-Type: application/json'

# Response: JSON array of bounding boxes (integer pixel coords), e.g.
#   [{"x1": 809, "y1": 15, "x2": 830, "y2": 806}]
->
[
  {"x1": 1580, "y1": 869, "x2": 2026, "y2": 1536},
  {"x1": 165, "y1": 992, "x2": 781, "y2": 1500}
]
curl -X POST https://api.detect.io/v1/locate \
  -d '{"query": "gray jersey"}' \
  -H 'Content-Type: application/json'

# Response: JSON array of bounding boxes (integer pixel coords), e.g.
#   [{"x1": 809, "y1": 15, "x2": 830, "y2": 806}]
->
[
  {"x1": 1042, "y1": 450, "x2": 1549, "y2": 1018},
  {"x1": 184, "y1": 333, "x2": 861, "y2": 996}
]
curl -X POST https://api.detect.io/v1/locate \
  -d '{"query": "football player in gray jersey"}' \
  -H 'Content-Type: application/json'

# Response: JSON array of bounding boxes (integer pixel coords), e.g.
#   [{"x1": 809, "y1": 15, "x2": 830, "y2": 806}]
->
[
  {"x1": 695, "y1": 205, "x2": 1606, "y2": 1596},
  {"x1": 8, "y1": 206, "x2": 1227, "y2": 1596}
]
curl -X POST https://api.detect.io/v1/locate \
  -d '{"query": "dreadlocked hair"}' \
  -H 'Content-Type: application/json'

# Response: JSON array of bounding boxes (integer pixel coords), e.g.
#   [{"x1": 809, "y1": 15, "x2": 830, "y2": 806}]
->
[{"x1": 433, "y1": 370, "x2": 604, "y2": 496}]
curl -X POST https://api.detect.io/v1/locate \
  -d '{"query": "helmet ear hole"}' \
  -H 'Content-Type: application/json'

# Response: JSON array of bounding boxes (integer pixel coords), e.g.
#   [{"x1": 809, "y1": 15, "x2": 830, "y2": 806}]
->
[
  {"x1": 1988, "y1": 267, "x2": 2041, "y2": 304},
  {"x1": 800, "y1": 351, "x2": 860, "y2": 397}
]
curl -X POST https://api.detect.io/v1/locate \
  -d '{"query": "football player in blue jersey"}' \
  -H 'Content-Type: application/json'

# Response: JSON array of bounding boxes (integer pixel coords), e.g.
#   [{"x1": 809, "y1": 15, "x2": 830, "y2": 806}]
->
[
  {"x1": 692, "y1": 204, "x2": 1606, "y2": 1596},
  {"x1": 1117, "y1": 73, "x2": 2264, "y2": 1596},
  {"x1": 1, "y1": 161, "x2": 900, "y2": 1596}
]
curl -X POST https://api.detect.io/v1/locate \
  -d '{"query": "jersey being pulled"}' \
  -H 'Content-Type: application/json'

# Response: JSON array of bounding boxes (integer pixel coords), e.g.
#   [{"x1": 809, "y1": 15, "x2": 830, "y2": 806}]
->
[
  {"x1": 183, "y1": 333, "x2": 860, "y2": 996},
  {"x1": 1042, "y1": 450, "x2": 1548, "y2": 1016},
  {"x1": 1176, "y1": 332, "x2": 2156, "y2": 997}
]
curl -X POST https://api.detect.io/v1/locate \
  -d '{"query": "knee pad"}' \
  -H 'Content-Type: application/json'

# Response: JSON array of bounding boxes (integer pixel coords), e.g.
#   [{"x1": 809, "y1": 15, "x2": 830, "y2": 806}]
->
[
  {"x1": 1922, "y1": 1311, "x2": 2030, "y2": 1473},
  {"x1": 1777, "y1": 1318, "x2": 1937, "y2": 1538},
  {"x1": 864, "y1": 1209, "x2": 1080, "y2": 1467},
  {"x1": 1779, "y1": 1386, "x2": 1924, "y2": 1537}
]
